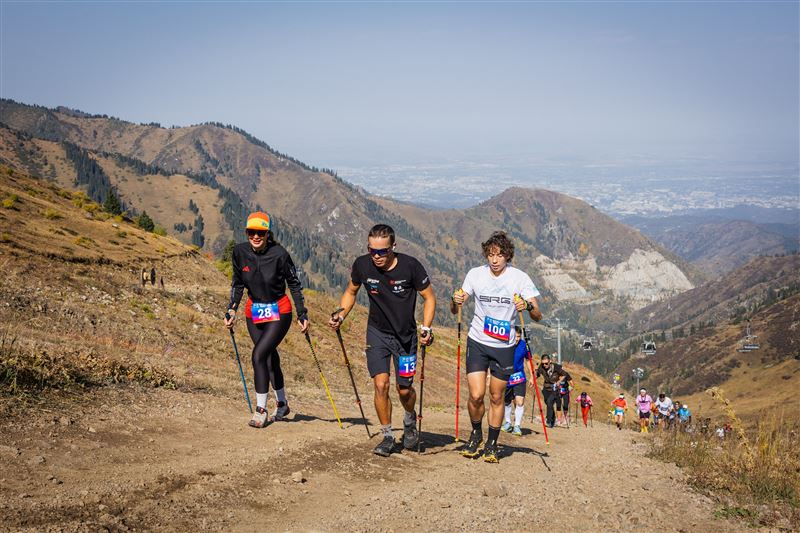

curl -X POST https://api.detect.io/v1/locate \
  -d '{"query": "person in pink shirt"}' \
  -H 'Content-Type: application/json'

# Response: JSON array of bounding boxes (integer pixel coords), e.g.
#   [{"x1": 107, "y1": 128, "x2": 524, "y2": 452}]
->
[
  {"x1": 636, "y1": 388, "x2": 653, "y2": 433},
  {"x1": 574, "y1": 391, "x2": 593, "y2": 427}
]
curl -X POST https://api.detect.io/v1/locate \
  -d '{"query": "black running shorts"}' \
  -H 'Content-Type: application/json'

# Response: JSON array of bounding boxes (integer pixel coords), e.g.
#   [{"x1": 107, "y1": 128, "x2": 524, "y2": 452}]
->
[
  {"x1": 504, "y1": 383, "x2": 526, "y2": 405},
  {"x1": 465, "y1": 337, "x2": 516, "y2": 380},
  {"x1": 558, "y1": 393, "x2": 570, "y2": 411},
  {"x1": 365, "y1": 326, "x2": 417, "y2": 387},
  {"x1": 639, "y1": 410, "x2": 651, "y2": 419}
]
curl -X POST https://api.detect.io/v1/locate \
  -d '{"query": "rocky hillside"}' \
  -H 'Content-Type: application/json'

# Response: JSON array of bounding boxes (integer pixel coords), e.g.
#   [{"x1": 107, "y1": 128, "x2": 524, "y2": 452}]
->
[
  {"x1": 632, "y1": 253, "x2": 800, "y2": 334},
  {"x1": 0, "y1": 98, "x2": 698, "y2": 331},
  {"x1": 627, "y1": 214, "x2": 799, "y2": 277}
]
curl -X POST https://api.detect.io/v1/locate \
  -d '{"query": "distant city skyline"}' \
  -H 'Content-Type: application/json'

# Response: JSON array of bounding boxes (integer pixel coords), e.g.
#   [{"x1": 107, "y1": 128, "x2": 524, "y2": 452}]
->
[{"x1": 2, "y1": 1, "x2": 798, "y2": 173}]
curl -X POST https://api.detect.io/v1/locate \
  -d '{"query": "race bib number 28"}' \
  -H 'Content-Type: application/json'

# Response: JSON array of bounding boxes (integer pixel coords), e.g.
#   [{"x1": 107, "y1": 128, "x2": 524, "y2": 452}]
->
[
  {"x1": 398, "y1": 354, "x2": 417, "y2": 378},
  {"x1": 484, "y1": 316, "x2": 511, "y2": 342},
  {"x1": 252, "y1": 302, "x2": 280, "y2": 324}
]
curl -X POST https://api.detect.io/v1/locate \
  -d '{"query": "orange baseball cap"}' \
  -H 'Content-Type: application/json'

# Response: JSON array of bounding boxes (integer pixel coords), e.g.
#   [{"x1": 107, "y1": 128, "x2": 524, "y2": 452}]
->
[{"x1": 246, "y1": 211, "x2": 270, "y2": 231}]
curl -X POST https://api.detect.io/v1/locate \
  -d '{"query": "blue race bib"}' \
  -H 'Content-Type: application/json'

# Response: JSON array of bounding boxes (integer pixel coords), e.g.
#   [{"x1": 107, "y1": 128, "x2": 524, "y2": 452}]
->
[
  {"x1": 508, "y1": 371, "x2": 526, "y2": 386},
  {"x1": 398, "y1": 354, "x2": 417, "y2": 378},
  {"x1": 483, "y1": 316, "x2": 511, "y2": 342},
  {"x1": 252, "y1": 301, "x2": 280, "y2": 324}
]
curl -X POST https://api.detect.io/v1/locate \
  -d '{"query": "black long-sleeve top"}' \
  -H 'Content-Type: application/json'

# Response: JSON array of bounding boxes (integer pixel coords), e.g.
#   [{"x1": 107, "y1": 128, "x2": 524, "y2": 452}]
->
[{"x1": 228, "y1": 242, "x2": 307, "y2": 318}]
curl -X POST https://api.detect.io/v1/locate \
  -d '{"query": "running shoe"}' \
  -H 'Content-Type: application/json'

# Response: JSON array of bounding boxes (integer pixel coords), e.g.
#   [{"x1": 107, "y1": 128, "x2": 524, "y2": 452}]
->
[
  {"x1": 483, "y1": 442, "x2": 499, "y2": 463},
  {"x1": 248, "y1": 406, "x2": 268, "y2": 428},
  {"x1": 512, "y1": 425, "x2": 522, "y2": 437},
  {"x1": 402, "y1": 419, "x2": 419, "y2": 450},
  {"x1": 272, "y1": 401, "x2": 290, "y2": 421},
  {"x1": 501, "y1": 421, "x2": 513, "y2": 433},
  {"x1": 373, "y1": 436, "x2": 395, "y2": 457},
  {"x1": 460, "y1": 429, "x2": 483, "y2": 458}
]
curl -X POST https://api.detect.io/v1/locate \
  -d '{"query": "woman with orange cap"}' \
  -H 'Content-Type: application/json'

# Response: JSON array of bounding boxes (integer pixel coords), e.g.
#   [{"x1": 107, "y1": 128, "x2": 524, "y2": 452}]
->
[{"x1": 224, "y1": 212, "x2": 309, "y2": 428}]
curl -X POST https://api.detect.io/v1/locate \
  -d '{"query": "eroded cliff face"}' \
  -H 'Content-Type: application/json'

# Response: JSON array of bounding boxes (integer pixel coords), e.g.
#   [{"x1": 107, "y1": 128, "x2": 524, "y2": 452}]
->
[{"x1": 534, "y1": 249, "x2": 693, "y2": 309}]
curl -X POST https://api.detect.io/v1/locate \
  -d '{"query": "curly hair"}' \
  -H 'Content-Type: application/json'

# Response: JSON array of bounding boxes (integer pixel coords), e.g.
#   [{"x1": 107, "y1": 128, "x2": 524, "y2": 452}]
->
[{"x1": 481, "y1": 231, "x2": 515, "y2": 262}]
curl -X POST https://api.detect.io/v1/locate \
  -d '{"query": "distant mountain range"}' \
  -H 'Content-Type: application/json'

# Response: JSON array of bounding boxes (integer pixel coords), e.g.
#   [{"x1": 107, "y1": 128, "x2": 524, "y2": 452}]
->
[
  {"x1": 0, "y1": 98, "x2": 699, "y2": 330},
  {"x1": 623, "y1": 210, "x2": 799, "y2": 277}
]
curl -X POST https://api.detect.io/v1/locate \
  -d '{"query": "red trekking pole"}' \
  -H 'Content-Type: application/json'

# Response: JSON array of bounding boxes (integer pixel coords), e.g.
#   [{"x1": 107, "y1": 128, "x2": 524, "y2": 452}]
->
[
  {"x1": 454, "y1": 302, "x2": 463, "y2": 442},
  {"x1": 519, "y1": 313, "x2": 549, "y2": 446}
]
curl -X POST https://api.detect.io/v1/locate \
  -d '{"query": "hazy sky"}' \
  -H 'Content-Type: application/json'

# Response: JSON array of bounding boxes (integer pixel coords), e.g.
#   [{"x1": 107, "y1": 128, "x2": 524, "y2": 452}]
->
[{"x1": 1, "y1": 1, "x2": 798, "y2": 168}]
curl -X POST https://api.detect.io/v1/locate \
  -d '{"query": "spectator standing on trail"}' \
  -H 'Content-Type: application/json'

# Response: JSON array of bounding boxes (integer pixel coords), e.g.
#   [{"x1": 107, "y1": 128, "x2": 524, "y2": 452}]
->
[
  {"x1": 535, "y1": 354, "x2": 567, "y2": 429},
  {"x1": 611, "y1": 394, "x2": 627, "y2": 430},
  {"x1": 654, "y1": 393, "x2": 673, "y2": 430},
  {"x1": 636, "y1": 388, "x2": 653, "y2": 433},
  {"x1": 328, "y1": 224, "x2": 435, "y2": 457},
  {"x1": 451, "y1": 231, "x2": 542, "y2": 463},
  {"x1": 224, "y1": 212, "x2": 309, "y2": 428},
  {"x1": 575, "y1": 391, "x2": 593, "y2": 427}
]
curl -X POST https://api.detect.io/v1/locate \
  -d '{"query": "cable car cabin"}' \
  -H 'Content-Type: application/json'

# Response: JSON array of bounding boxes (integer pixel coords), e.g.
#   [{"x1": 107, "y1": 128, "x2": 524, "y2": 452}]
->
[
  {"x1": 737, "y1": 336, "x2": 760, "y2": 352},
  {"x1": 641, "y1": 341, "x2": 657, "y2": 356}
]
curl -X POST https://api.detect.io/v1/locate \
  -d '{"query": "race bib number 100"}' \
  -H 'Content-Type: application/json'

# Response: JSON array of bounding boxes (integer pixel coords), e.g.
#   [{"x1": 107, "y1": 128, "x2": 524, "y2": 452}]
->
[
  {"x1": 484, "y1": 316, "x2": 511, "y2": 342},
  {"x1": 398, "y1": 354, "x2": 417, "y2": 378},
  {"x1": 252, "y1": 302, "x2": 280, "y2": 324}
]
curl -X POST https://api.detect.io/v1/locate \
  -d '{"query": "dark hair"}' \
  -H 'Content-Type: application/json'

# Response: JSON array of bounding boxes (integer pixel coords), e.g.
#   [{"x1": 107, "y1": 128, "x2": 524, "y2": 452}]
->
[
  {"x1": 481, "y1": 231, "x2": 514, "y2": 261},
  {"x1": 541, "y1": 354, "x2": 551, "y2": 361},
  {"x1": 368, "y1": 224, "x2": 395, "y2": 245}
]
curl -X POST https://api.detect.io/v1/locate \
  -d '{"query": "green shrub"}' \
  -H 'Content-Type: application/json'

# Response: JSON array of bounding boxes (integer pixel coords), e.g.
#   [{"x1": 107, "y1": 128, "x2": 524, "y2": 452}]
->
[{"x1": 43, "y1": 208, "x2": 62, "y2": 220}]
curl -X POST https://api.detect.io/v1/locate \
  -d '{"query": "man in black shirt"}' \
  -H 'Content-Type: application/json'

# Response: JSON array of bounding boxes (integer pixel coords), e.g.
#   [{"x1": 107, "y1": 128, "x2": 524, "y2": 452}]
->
[
  {"x1": 329, "y1": 224, "x2": 436, "y2": 456},
  {"x1": 534, "y1": 354, "x2": 567, "y2": 428}
]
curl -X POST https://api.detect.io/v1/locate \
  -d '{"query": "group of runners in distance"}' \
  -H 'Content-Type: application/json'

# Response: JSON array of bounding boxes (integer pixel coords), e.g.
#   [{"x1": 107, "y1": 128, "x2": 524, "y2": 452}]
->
[
  {"x1": 611, "y1": 389, "x2": 693, "y2": 432},
  {"x1": 223, "y1": 212, "x2": 665, "y2": 461}
]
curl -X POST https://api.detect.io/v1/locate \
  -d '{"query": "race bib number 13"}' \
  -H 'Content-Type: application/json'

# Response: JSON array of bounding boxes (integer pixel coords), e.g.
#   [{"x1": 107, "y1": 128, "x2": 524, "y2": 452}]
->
[
  {"x1": 398, "y1": 354, "x2": 417, "y2": 378},
  {"x1": 252, "y1": 302, "x2": 280, "y2": 324},
  {"x1": 484, "y1": 316, "x2": 511, "y2": 342}
]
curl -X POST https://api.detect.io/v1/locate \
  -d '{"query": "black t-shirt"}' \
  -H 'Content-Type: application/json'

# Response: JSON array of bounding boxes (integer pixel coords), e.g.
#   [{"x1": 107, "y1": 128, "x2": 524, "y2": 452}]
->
[{"x1": 350, "y1": 253, "x2": 430, "y2": 341}]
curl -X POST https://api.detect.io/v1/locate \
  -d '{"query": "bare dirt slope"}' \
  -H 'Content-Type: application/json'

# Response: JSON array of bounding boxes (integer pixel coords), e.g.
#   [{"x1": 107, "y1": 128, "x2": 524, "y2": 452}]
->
[{"x1": 0, "y1": 386, "x2": 748, "y2": 533}]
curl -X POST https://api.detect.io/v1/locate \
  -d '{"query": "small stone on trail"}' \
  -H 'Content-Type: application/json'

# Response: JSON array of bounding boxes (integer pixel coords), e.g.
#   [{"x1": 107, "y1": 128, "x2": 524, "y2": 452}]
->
[
  {"x1": 88, "y1": 427, "x2": 97, "y2": 433},
  {"x1": 27, "y1": 455, "x2": 45, "y2": 466},
  {"x1": 0, "y1": 445, "x2": 20, "y2": 458},
  {"x1": 482, "y1": 483, "x2": 507, "y2": 498},
  {"x1": 291, "y1": 471, "x2": 306, "y2": 483},
  {"x1": 272, "y1": 478, "x2": 281, "y2": 485},
  {"x1": 440, "y1": 502, "x2": 451, "y2": 508},
  {"x1": 59, "y1": 416, "x2": 71, "y2": 426}
]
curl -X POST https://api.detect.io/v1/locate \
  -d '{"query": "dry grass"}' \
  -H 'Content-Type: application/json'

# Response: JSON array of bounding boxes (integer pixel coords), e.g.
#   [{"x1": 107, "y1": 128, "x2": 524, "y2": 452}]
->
[
  {"x1": 650, "y1": 387, "x2": 799, "y2": 528},
  {"x1": 0, "y1": 333, "x2": 177, "y2": 397}
]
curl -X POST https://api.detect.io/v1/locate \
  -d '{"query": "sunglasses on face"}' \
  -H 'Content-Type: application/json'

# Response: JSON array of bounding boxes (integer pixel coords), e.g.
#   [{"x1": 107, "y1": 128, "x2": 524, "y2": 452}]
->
[
  {"x1": 541, "y1": 362, "x2": 551, "y2": 366},
  {"x1": 247, "y1": 230, "x2": 267, "y2": 237},
  {"x1": 368, "y1": 246, "x2": 392, "y2": 257}
]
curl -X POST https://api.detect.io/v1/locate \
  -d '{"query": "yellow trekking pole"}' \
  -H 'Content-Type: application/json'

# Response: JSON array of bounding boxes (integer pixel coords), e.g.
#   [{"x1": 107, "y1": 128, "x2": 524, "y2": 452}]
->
[{"x1": 304, "y1": 331, "x2": 342, "y2": 428}]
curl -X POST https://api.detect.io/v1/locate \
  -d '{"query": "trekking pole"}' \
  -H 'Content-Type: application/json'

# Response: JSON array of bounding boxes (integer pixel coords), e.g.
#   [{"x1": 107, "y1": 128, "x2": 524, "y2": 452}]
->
[
  {"x1": 303, "y1": 331, "x2": 343, "y2": 429},
  {"x1": 454, "y1": 300, "x2": 463, "y2": 442},
  {"x1": 518, "y1": 313, "x2": 550, "y2": 446},
  {"x1": 225, "y1": 313, "x2": 252, "y2": 413},
  {"x1": 331, "y1": 308, "x2": 371, "y2": 438},
  {"x1": 417, "y1": 343, "x2": 427, "y2": 453}
]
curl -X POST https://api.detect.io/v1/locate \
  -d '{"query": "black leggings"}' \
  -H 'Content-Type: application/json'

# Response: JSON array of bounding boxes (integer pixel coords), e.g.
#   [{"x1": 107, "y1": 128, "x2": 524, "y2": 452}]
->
[{"x1": 246, "y1": 314, "x2": 292, "y2": 394}]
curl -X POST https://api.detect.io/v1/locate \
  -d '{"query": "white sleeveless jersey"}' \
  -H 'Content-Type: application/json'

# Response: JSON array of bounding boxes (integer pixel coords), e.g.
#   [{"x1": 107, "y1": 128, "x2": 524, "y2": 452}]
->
[{"x1": 461, "y1": 265, "x2": 540, "y2": 348}]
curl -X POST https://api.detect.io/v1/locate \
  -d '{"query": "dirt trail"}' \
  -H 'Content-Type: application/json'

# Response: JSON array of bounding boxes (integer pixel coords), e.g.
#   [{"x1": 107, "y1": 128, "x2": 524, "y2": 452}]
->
[{"x1": 0, "y1": 385, "x2": 753, "y2": 533}]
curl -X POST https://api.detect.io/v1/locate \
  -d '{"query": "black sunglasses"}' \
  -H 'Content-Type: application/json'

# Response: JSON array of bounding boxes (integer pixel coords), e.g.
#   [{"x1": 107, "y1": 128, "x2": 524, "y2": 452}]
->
[
  {"x1": 368, "y1": 246, "x2": 392, "y2": 257},
  {"x1": 247, "y1": 229, "x2": 267, "y2": 237}
]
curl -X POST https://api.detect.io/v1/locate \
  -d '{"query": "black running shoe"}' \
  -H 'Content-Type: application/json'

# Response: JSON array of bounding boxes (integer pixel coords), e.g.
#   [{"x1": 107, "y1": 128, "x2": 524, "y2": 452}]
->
[
  {"x1": 483, "y1": 441, "x2": 499, "y2": 463},
  {"x1": 403, "y1": 420, "x2": 419, "y2": 450},
  {"x1": 373, "y1": 436, "x2": 395, "y2": 457},
  {"x1": 460, "y1": 429, "x2": 483, "y2": 458},
  {"x1": 272, "y1": 401, "x2": 290, "y2": 421}
]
